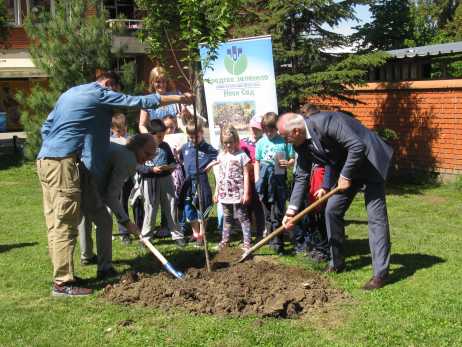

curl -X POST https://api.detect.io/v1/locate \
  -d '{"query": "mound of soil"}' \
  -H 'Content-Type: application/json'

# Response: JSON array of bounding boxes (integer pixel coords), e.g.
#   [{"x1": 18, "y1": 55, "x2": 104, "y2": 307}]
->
[{"x1": 103, "y1": 248, "x2": 346, "y2": 318}]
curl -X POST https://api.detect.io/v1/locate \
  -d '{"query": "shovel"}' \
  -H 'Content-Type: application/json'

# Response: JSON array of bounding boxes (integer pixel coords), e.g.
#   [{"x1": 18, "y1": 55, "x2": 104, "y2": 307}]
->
[
  {"x1": 128, "y1": 226, "x2": 185, "y2": 279},
  {"x1": 140, "y1": 237, "x2": 185, "y2": 279},
  {"x1": 236, "y1": 187, "x2": 341, "y2": 263}
]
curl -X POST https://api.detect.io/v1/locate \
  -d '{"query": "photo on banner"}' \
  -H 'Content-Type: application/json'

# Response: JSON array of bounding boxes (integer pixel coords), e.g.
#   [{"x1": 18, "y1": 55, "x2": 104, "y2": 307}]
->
[{"x1": 200, "y1": 35, "x2": 278, "y2": 148}]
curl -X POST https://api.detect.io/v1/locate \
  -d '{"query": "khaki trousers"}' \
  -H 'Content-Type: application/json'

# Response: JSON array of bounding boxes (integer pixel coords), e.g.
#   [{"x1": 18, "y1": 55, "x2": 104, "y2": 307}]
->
[{"x1": 36, "y1": 156, "x2": 81, "y2": 284}]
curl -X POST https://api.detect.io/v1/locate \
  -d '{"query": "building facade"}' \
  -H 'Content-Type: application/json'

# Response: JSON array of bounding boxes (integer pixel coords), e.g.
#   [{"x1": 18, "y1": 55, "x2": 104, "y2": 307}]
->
[
  {"x1": 309, "y1": 42, "x2": 462, "y2": 178},
  {"x1": 0, "y1": 0, "x2": 157, "y2": 131}
]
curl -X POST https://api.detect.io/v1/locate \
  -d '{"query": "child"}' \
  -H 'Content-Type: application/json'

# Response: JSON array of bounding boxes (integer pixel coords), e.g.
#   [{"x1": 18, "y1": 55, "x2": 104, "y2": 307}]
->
[
  {"x1": 179, "y1": 120, "x2": 218, "y2": 247},
  {"x1": 214, "y1": 125, "x2": 252, "y2": 251},
  {"x1": 305, "y1": 163, "x2": 332, "y2": 262},
  {"x1": 110, "y1": 113, "x2": 133, "y2": 245},
  {"x1": 255, "y1": 112, "x2": 295, "y2": 255},
  {"x1": 162, "y1": 114, "x2": 188, "y2": 199},
  {"x1": 240, "y1": 115, "x2": 265, "y2": 240},
  {"x1": 163, "y1": 114, "x2": 181, "y2": 135},
  {"x1": 138, "y1": 119, "x2": 186, "y2": 247},
  {"x1": 162, "y1": 114, "x2": 189, "y2": 236},
  {"x1": 110, "y1": 113, "x2": 128, "y2": 145}
]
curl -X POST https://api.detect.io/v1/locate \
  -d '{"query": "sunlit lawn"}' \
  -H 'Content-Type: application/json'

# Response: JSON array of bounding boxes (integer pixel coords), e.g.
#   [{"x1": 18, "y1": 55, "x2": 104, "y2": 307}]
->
[{"x1": 1, "y1": 154, "x2": 461, "y2": 346}]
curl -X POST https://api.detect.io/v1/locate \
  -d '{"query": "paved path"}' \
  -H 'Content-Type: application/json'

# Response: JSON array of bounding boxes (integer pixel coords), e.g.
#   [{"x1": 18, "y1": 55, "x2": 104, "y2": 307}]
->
[{"x1": 0, "y1": 131, "x2": 27, "y2": 140}]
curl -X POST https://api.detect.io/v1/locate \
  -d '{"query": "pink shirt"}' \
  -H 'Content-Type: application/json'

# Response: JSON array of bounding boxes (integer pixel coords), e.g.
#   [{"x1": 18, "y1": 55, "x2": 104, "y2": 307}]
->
[{"x1": 240, "y1": 137, "x2": 257, "y2": 163}]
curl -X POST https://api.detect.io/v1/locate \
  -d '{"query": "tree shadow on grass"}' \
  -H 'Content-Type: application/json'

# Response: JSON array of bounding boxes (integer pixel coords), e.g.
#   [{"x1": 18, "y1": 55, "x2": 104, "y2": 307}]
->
[
  {"x1": 344, "y1": 238, "x2": 445, "y2": 284},
  {"x1": 0, "y1": 242, "x2": 38, "y2": 253},
  {"x1": 112, "y1": 247, "x2": 213, "y2": 275},
  {"x1": 0, "y1": 153, "x2": 24, "y2": 170},
  {"x1": 386, "y1": 183, "x2": 432, "y2": 196},
  {"x1": 85, "y1": 247, "x2": 213, "y2": 290}
]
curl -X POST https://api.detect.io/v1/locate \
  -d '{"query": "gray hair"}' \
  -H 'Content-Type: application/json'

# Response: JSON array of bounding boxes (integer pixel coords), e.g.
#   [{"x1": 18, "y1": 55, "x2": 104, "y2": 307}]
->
[{"x1": 280, "y1": 112, "x2": 306, "y2": 132}]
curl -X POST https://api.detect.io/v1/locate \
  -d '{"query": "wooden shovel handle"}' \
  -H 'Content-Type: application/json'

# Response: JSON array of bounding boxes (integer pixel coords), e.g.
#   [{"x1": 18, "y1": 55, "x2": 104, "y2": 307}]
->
[
  {"x1": 240, "y1": 187, "x2": 341, "y2": 261},
  {"x1": 127, "y1": 227, "x2": 170, "y2": 265},
  {"x1": 141, "y1": 238, "x2": 169, "y2": 265}
]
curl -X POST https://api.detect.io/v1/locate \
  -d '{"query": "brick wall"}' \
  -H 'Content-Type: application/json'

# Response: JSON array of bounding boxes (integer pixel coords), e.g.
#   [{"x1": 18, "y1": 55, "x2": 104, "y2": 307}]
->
[
  {"x1": 308, "y1": 80, "x2": 462, "y2": 176},
  {"x1": 0, "y1": 28, "x2": 30, "y2": 49}
]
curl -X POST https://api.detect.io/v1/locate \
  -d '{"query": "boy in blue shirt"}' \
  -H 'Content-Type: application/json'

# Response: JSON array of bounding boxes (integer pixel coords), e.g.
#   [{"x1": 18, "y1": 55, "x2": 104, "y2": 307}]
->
[
  {"x1": 255, "y1": 112, "x2": 295, "y2": 255},
  {"x1": 138, "y1": 120, "x2": 186, "y2": 247},
  {"x1": 179, "y1": 120, "x2": 218, "y2": 247}
]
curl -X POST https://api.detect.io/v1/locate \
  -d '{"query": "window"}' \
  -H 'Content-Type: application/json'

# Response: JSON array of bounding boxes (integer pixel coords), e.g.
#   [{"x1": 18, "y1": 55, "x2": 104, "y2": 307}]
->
[
  {"x1": 30, "y1": 0, "x2": 53, "y2": 17},
  {"x1": 104, "y1": 0, "x2": 135, "y2": 19},
  {"x1": 5, "y1": 0, "x2": 54, "y2": 26},
  {"x1": 29, "y1": 0, "x2": 54, "y2": 24},
  {"x1": 5, "y1": 0, "x2": 27, "y2": 26}
]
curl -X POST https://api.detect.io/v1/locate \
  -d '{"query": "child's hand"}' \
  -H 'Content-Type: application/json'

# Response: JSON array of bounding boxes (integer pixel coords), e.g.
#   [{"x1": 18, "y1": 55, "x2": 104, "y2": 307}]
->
[
  {"x1": 152, "y1": 166, "x2": 163, "y2": 174},
  {"x1": 241, "y1": 193, "x2": 251, "y2": 205},
  {"x1": 314, "y1": 188, "x2": 327, "y2": 200},
  {"x1": 213, "y1": 193, "x2": 218, "y2": 203},
  {"x1": 278, "y1": 159, "x2": 289, "y2": 168}
]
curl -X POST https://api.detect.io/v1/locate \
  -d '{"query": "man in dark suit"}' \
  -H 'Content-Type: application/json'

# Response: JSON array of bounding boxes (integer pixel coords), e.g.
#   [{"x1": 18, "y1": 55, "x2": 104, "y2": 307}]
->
[{"x1": 278, "y1": 111, "x2": 393, "y2": 290}]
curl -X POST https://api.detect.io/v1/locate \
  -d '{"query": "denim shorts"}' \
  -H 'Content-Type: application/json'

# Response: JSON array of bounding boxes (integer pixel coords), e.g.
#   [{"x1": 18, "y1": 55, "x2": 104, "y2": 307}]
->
[{"x1": 184, "y1": 201, "x2": 199, "y2": 222}]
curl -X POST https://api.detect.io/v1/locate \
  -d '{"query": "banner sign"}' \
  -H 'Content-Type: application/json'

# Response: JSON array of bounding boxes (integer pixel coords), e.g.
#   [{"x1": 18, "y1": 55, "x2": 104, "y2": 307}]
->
[{"x1": 200, "y1": 35, "x2": 278, "y2": 148}]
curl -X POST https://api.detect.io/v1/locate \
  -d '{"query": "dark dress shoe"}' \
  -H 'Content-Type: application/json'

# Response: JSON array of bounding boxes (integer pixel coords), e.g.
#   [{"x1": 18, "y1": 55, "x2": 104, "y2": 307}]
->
[
  {"x1": 97, "y1": 267, "x2": 118, "y2": 280},
  {"x1": 323, "y1": 265, "x2": 345, "y2": 273},
  {"x1": 362, "y1": 276, "x2": 387, "y2": 290}
]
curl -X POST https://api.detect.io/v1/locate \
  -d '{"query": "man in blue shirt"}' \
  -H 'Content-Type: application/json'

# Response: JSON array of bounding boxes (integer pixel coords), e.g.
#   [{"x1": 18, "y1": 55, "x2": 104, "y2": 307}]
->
[{"x1": 36, "y1": 71, "x2": 193, "y2": 297}]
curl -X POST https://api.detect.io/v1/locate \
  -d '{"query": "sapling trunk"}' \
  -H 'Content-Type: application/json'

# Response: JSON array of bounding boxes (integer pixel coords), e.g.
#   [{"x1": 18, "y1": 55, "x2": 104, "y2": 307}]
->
[{"x1": 192, "y1": 100, "x2": 212, "y2": 272}]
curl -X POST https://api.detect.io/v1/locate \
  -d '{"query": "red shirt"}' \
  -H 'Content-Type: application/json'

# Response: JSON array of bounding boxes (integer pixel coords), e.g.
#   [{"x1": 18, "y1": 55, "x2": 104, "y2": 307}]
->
[{"x1": 308, "y1": 165, "x2": 326, "y2": 212}]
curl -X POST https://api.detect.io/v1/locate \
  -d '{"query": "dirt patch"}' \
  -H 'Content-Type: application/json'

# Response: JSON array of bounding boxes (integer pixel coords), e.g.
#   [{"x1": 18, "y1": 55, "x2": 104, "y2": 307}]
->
[{"x1": 103, "y1": 248, "x2": 347, "y2": 319}]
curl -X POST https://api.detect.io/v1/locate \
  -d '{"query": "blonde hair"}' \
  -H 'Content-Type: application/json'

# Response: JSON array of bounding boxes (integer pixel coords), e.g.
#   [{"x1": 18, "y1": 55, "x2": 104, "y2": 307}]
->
[
  {"x1": 220, "y1": 124, "x2": 240, "y2": 148},
  {"x1": 148, "y1": 66, "x2": 174, "y2": 93}
]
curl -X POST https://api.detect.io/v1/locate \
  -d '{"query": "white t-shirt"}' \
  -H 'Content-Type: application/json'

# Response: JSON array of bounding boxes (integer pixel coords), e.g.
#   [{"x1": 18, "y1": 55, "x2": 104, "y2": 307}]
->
[{"x1": 217, "y1": 150, "x2": 250, "y2": 204}]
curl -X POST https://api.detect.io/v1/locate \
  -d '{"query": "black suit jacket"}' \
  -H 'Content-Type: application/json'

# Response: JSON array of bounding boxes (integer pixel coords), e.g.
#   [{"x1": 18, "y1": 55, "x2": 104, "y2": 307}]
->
[{"x1": 288, "y1": 112, "x2": 393, "y2": 211}]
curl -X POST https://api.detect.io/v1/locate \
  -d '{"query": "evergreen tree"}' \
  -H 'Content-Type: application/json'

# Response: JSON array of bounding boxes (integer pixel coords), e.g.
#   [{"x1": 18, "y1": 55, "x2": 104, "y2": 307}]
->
[
  {"x1": 17, "y1": 0, "x2": 112, "y2": 159},
  {"x1": 0, "y1": 2, "x2": 10, "y2": 116},
  {"x1": 0, "y1": 0, "x2": 8, "y2": 43},
  {"x1": 353, "y1": 0, "x2": 414, "y2": 51},
  {"x1": 235, "y1": 0, "x2": 388, "y2": 110},
  {"x1": 118, "y1": 59, "x2": 147, "y2": 133}
]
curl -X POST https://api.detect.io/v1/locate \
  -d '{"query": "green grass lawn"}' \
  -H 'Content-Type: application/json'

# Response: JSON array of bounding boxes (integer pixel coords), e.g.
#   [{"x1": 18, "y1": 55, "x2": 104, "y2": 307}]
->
[{"x1": 1, "y1": 156, "x2": 462, "y2": 346}]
